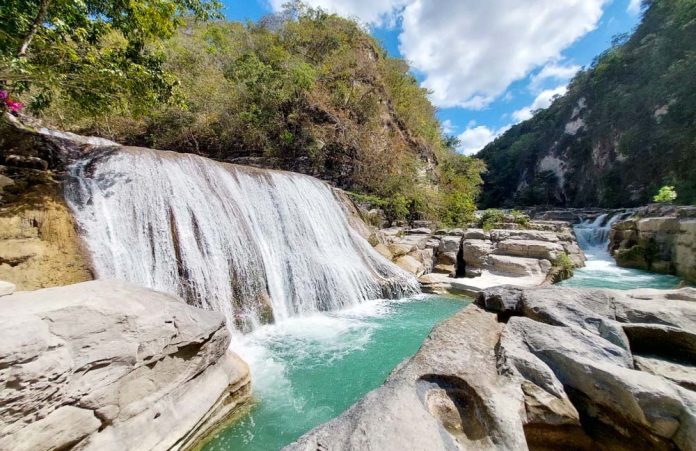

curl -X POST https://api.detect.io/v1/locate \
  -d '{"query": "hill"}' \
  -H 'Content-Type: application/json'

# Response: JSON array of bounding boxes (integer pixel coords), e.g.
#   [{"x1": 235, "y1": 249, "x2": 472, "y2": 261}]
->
[{"x1": 478, "y1": 0, "x2": 696, "y2": 208}]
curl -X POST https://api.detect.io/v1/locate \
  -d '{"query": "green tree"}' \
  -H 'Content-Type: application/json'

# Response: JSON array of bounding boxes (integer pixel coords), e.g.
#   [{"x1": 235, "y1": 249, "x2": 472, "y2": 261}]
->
[
  {"x1": 0, "y1": 0, "x2": 221, "y2": 117},
  {"x1": 653, "y1": 185, "x2": 677, "y2": 203}
]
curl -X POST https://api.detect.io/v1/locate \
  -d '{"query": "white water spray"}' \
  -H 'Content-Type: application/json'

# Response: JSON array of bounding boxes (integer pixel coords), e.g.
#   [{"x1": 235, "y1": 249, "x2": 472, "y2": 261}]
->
[{"x1": 66, "y1": 148, "x2": 419, "y2": 332}]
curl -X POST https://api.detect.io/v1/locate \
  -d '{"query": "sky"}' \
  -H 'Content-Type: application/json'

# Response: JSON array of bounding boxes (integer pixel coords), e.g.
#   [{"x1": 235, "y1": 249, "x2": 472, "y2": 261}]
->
[{"x1": 221, "y1": 0, "x2": 643, "y2": 155}]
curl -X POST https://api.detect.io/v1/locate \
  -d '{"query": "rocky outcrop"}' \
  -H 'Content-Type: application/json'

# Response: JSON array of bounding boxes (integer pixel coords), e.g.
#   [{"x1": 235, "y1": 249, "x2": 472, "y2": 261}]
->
[
  {"x1": 610, "y1": 205, "x2": 696, "y2": 283},
  {"x1": 287, "y1": 286, "x2": 696, "y2": 450},
  {"x1": 0, "y1": 113, "x2": 106, "y2": 290},
  {"x1": 0, "y1": 280, "x2": 251, "y2": 451}
]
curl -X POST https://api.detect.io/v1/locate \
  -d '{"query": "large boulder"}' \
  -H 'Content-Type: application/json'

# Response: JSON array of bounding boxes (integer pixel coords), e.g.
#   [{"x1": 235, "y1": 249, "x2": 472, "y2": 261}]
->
[
  {"x1": 494, "y1": 239, "x2": 564, "y2": 261},
  {"x1": 0, "y1": 280, "x2": 251, "y2": 451},
  {"x1": 288, "y1": 286, "x2": 696, "y2": 450}
]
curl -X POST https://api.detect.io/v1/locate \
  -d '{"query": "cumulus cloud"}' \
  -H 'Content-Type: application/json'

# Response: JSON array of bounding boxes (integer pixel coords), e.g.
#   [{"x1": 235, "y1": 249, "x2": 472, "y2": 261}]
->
[
  {"x1": 627, "y1": 0, "x2": 642, "y2": 15},
  {"x1": 268, "y1": 0, "x2": 407, "y2": 26},
  {"x1": 270, "y1": 0, "x2": 607, "y2": 110},
  {"x1": 398, "y1": 0, "x2": 606, "y2": 108},
  {"x1": 512, "y1": 86, "x2": 567, "y2": 122},
  {"x1": 457, "y1": 124, "x2": 511, "y2": 155},
  {"x1": 529, "y1": 63, "x2": 581, "y2": 92},
  {"x1": 441, "y1": 119, "x2": 456, "y2": 134}
]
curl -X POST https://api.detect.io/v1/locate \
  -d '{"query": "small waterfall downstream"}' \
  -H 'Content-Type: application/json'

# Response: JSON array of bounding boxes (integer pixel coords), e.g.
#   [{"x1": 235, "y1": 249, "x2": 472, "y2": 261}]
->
[
  {"x1": 66, "y1": 148, "x2": 419, "y2": 332},
  {"x1": 560, "y1": 211, "x2": 680, "y2": 289},
  {"x1": 573, "y1": 212, "x2": 628, "y2": 249}
]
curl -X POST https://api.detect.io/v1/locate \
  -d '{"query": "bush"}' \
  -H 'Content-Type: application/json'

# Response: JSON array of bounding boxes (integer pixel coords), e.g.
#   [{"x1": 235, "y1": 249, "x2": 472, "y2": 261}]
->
[
  {"x1": 553, "y1": 253, "x2": 574, "y2": 282},
  {"x1": 510, "y1": 209, "x2": 530, "y2": 228},
  {"x1": 479, "y1": 209, "x2": 505, "y2": 231},
  {"x1": 653, "y1": 185, "x2": 677, "y2": 204}
]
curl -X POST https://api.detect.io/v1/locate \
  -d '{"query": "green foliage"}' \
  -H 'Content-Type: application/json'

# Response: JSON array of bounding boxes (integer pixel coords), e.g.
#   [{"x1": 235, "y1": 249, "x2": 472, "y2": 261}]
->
[
  {"x1": 510, "y1": 210, "x2": 530, "y2": 227},
  {"x1": 552, "y1": 253, "x2": 574, "y2": 282},
  {"x1": 39, "y1": 3, "x2": 485, "y2": 225},
  {"x1": 653, "y1": 185, "x2": 677, "y2": 203},
  {"x1": 479, "y1": 209, "x2": 505, "y2": 232},
  {"x1": 0, "y1": 0, "x2": 221, "y2": 118},
  {"x1": 479, "y1": 0, "x2": 696, "y2": 207}
]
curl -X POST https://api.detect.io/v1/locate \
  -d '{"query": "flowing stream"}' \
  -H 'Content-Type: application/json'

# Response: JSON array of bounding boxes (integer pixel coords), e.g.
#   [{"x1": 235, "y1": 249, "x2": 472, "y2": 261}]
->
[
  {"x1": 559, "y1": 213, "x2": 682, "y2": 289},
  {"x1": 65, "y1": 147, "x2": 461, "y2": 451}
]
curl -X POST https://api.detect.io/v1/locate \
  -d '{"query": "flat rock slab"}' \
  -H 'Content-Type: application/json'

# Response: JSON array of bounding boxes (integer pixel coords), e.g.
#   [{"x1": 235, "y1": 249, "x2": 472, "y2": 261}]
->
[{"x1": 0, "y1": 280, "x2": 251, "y2": 451}]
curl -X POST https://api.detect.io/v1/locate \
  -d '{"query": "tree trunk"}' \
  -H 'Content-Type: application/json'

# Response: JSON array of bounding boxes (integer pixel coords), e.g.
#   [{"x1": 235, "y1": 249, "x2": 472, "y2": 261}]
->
[{"x1": 17, "y1": 0, "x2": 51, "y2": 57}]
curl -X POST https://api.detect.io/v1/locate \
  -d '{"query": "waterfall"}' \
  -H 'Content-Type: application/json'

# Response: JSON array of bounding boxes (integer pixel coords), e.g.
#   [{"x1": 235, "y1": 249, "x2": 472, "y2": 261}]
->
[
  {"x1": 66, "y1": 147, "x2": 419, "y2": 332},
  {"x1": 573, "y1": 212, "x2": 628, "y2": 249}
]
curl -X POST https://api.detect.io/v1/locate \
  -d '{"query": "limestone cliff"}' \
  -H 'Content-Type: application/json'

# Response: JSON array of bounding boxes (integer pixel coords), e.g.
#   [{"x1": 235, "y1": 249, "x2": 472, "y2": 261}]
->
[
  {"x1": 479, "y1": 0, "x2": 696, "y2": 208},
  {"x1": 609, "y1": 205, "x2": 696, "y2": 283},
  {"x1": 0, "y1": 113, "x2": 101, "y2": 289}
]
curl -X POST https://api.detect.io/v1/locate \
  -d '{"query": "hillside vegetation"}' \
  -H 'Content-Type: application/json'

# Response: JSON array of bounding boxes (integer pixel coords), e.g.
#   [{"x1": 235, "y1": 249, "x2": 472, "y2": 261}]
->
[
  {"x1": 478, "y1": 0, "x2": 696, "y2": 208},
  {"x1": 10, "y1": 3, "x2": 484, "y2": 226}
]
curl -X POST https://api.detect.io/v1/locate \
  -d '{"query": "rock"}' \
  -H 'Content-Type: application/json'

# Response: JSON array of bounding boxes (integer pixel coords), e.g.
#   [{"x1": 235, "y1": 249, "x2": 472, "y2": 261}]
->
[
  {"x1": 395, "y1": 255, "x2": 425, "y2": 277},
  {"x1": 0, "y1": 184, "x2": 92, "y2": 290},
  {"x1": 0, "y1": 280, "x2": 251, "y2": 451},
  {"x1": 463, "y1": 228, "x2": 487, "y2": 240},
  {"x1": 285, "y1": 307, "x2": 528, "y2": 451},
  {"x1": 374, "y1": 243, "x2": 393, "y2": 261},
  {"x1": 388, "y1": 243, "x2": 413, "y2": 258},
  {"x1": 494, "y1": 239, "x2": 564, "y2": 261},
  {"x1": 405, "y1": 227, "x2": 432, "y2": 235},
  {"x1": 0, "y1": 280, "x2": 15, "y2": 297},
  {"x1": 437, "y1": 236, "x2": 462, "y2": 255},
  {"x1": 461, "y1": 239, "x2": 493, "y2": 269},
  {"x1": 485, "y1": 255, "x2": 549, "y2": 277},
  {"x1": 490, "y1": 229, "x2": 561, "y2": 243},
  {"x1": 290, "y1": 286, "x2": 696, "y2": 450},
  {"x1": 610, "y1": 215, "x2": 696, "y2": 283}
]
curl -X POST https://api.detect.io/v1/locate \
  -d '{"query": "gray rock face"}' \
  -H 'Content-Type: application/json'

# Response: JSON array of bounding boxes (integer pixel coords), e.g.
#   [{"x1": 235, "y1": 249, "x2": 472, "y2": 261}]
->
[
  {"x1": 610, "y1": 214, "x2": 696, "y2": 283},
  {"x1": 288, "y1": 286, "x2": 696, "y2": 450},
  {"x1": 0, "y1": 280, "x2": 251, "y2": 451}
]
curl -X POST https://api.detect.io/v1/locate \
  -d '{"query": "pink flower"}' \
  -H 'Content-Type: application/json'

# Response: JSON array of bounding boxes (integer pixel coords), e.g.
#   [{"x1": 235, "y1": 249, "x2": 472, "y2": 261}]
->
[
  {"x1": 0, "y1": 91, "x2": 7, "y2": 101},
  {"x1": 6, "y1": 100, "x2": 23, "y2": 113}
]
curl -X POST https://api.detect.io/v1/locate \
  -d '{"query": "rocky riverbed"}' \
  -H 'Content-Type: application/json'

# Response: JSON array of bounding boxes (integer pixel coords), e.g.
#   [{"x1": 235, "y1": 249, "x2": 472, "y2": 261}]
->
[
  {"x1": 365, "y1": 218, "x2": 585, "y2": 296},
  {"x1": 287, "y1": 286, "x2": 696, "y2": 450}
]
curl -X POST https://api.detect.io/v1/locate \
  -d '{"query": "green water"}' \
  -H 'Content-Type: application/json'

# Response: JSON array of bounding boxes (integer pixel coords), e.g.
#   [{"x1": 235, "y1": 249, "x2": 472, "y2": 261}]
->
[
  {"x1": 203, "y1": 295, "x2": 467, "y2": 451},
  {"x1": 557, "y1": 243, "x2": 682, "y2": 290}
]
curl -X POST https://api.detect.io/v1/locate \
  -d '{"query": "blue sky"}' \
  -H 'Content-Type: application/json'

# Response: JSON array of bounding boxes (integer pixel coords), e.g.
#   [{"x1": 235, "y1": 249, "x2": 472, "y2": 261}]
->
[{"x1": 220, "y1": 0, "x2": 642, "y2": 154}]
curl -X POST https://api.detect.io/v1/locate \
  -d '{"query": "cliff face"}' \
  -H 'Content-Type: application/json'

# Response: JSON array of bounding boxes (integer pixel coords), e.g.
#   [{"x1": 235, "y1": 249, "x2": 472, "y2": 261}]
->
[
  {"x1": 609, "y1": 205, "x2": 696, "y2": 283},
  {"x1": 479, "y1": 0, "x2": 696, "y2": 208}
]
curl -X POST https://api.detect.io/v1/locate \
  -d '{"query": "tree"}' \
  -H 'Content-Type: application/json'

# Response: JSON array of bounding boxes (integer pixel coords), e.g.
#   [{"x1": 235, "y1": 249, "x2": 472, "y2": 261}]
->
[
  {"x1": 653, "y1": 185, "x2": 677, "y2": 203},
  {"x1": 0, "y1": 0, "x2": 222, "y2": 117}
]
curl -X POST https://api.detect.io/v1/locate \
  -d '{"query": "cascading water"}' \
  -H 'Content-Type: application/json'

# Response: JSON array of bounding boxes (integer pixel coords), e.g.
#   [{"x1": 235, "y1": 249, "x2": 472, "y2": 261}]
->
[
  {"x1": 66, "y1": 147, "x2": 419, "y2": 332},
  {"x1": 560, "y1": 211, "x2": 680, "y2": 289}
]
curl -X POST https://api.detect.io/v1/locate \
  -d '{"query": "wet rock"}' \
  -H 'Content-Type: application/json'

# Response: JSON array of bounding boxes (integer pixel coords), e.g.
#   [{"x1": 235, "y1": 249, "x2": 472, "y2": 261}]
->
[
  {"x1": 288, "y1": 286, "x2": 696, "y2": 450},
  {"x1": 395, "y1": 255, "x2": 425, "y2": 277}
]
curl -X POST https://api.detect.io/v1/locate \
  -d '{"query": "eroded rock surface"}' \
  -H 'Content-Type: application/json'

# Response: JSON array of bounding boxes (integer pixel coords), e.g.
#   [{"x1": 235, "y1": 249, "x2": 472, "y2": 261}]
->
[
  {"x1": 0, "y1": 280, "x2": 251, "y2": 451},
  {"x1": 610, "y1": 206, "x2": 696, "y2": 283},
  {"x1": 287, "y1": 286, "x2": 696, "y2": 450}
]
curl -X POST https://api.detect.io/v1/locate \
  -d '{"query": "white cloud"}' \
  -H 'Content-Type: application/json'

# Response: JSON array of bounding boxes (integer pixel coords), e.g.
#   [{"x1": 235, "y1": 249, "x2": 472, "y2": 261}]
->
[
  {"x1": 457, "y1": 124, "x2": 511, "y2": 155},
  {"x1": 529, "y1": 63, "x2": 581, "y2": 92},
  {"x1": 441, "y1": 119, "x2": 456, "y2": 134},
  {"x1": 512, "y1": 85, "x2": 567, "y2": 122},
  {"x1": 398, "y1": 0, "x2": 607, "y2": 109},
  {"x1": 627, "y1": 0, "x2": 642, "y2": 15},
  {"x1": 267, "y1": 0, "x2": 407, "y2": 26}
]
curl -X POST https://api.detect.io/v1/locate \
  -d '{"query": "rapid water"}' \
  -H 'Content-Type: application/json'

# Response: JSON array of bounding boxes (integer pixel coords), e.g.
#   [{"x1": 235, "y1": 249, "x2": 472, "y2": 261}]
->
[
  {"x1": 66, "y1": 148, "x2": 419, "y2": 332},
  {"x1": 560, "y1": 213, "x2": 681, "y2": 289},
  {"x1": 202, "y1": 295, "x2": 468, "y2": 451}
]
